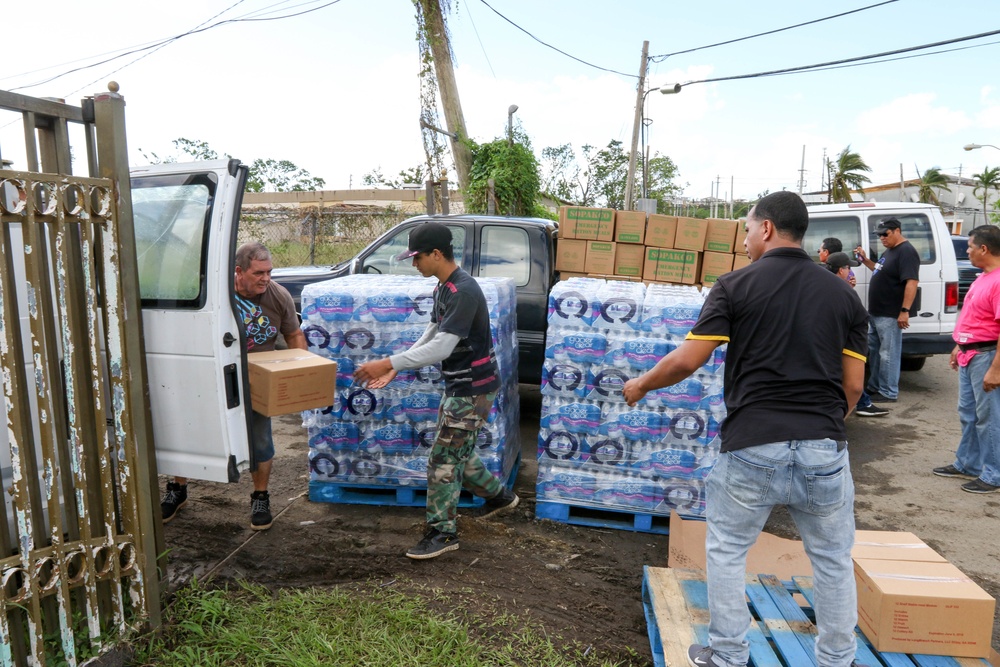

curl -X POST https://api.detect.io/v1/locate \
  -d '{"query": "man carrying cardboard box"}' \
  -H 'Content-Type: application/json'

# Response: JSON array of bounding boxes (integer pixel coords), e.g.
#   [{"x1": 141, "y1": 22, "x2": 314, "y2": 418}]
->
[
  {"x1": 160, "y1": 242, "x2": 306, "y2": 531},
  {"x1": 623, "y1": 192, "x2": 869, "y2": 667}
]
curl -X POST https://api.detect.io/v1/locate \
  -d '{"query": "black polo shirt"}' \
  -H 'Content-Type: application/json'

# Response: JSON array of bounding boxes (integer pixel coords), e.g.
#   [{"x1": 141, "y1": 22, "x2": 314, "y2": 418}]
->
[
  {"x1": 687, "y1": 247, "x2": 869, "y2": 452},
  {"x1": 433, "y1": 267, "x2": 501, "y2": 397},
  {"x1": 868, "y1": 240, "x2": 920, "y2": 317}
]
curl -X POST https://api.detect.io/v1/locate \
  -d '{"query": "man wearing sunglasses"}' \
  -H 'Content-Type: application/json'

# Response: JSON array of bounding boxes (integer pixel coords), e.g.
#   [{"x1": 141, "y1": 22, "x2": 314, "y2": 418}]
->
[{"x1": 854, "y1": 218, "x2": 920, "y2": 403}]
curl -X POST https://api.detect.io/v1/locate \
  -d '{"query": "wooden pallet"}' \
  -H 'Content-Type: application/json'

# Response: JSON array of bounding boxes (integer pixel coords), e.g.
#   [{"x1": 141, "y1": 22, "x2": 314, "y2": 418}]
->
[
  {"x1": 308, "y1": 453, "x2": 520, "y2": 508},
  {"x1": 642, "y1": 566, "x2": 992, "y2": 667}
]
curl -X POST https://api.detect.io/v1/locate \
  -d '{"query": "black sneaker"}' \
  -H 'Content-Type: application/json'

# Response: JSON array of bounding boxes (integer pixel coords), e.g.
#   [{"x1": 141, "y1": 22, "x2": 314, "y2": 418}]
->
[
  {"x1": 406, "y1": 528, "x2": 459, "y2": 560},
  {"x1": 686, "y1": 644, "x2": 722, "y2": 667},
  {"x1": 961, "y1": 479, "x2": 1000, "y2": 494},
  {"x1": 855, "y1": 404, "x2": 889, "y2": 417},
  {"x1": 868, "y1": 392, "x2": 898, "y2": 403},
  {"x1": 475, "y1": 487, "x2": 520, "y2": 519},
  {"x1": 932, "y1": 464, "x2": 977, "y2": 479},
  {"x1": 161, "y1": 482, "x2": 187, "y2": 523},
  {"x1": 250, "y1": 490, "x2": 273, "y2": 531}
]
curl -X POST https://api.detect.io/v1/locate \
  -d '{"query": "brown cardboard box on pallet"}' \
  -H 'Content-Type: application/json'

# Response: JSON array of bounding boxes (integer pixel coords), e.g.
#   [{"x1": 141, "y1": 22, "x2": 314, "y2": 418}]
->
[
  {"x1": 734, "y1": 224, "x2": 748, "y2": 254},
  {"x1": 559, "y1": 206, "x2": 615, "y2": 241},
  {"x1": 614, "y1": 243, "x2": 645, "y2": 278},
  {"x1": 704, "y1": 219, "x2": 738, "y2": 253},
  {"x1": 852, "y1": 530, "x2": 947, "y2": 563},
  {"x1": 700, "y1": 251, "x2": 734, "y2": 285},
  {"x1": 615, "y1": 210, "x2": 647, "y2": 244},
  {"x1": 643, "y1": 247, "x2": 701, "y2": 284},
  {"x1": 584, "y1": 241, "x2": 616, "y2": 275},
  {"x1": 854, "y1": 558, "x2": 995, "y2": 657},
  {"x1": 674, "y1": 217, "x2": 708, "y2": 251},
  {"x1": 556, "y1": 239, "x2": 588, "y2": 273},
  {"x1": 247, "y1": 350, "x2": 337, "y2": 417},
  {"x1": 646, "y1": 214, "x2": 678, "y2": 248},
  {"x1": 732, "y1": 254, "x2": 751, "y2": 271}
]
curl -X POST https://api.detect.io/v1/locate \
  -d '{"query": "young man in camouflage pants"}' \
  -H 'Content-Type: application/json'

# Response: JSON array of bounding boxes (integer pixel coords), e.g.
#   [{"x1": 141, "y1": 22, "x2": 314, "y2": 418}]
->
[{"x1": 355, "y1": 222, "x2": 519, "y2": 559}]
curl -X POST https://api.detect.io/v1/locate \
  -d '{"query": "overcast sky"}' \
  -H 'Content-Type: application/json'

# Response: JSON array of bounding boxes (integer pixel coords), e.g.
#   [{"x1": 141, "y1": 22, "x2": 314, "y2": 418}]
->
[{"x1": 2, "y1": 0, "x2": 998, "y2": 202}]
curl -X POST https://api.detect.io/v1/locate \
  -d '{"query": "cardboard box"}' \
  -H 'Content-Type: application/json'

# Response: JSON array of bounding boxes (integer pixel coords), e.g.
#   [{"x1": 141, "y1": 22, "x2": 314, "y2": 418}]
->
[
  {"x1": 558, "y1": 271, "x2": 588, "y2": 281},
  {"x1": 559, "y1": 206, "x2": 615, "y2": 241},
  {"x1": 614, "y1": 243, "x2": 645, "y2": 277},
  {"x1": 584, "y1": 241, "x2": 616, "y2": 275},
  {"x1": 646, "y1": 214, "x2": 678, "y2": 249},
  {"x1": 674, "y1": 217, "x2": 708, "y2": 251},
  {"x1": 732, "y1": 254, "x2": 751, "y2": 271},
  {"x1": 556, "y1": 239, "x2": 588, "y2": 273},
  {"x1": 643, "y1": 248, "x2": 701, "y2": 284},
  {"x1": 854, "y1": 558, "x2": 995, "y2": 657},
  {"x1": 614, "y1": 210, "x2": 647, "y2": 244},
  {"x1": 247, "y1": 349, "x2": 336, "y2": 417},
  {"x1": 852, "y1": 531, "x2": 947, "y2": 563},
  {"x1": 704, "y1": 218, "x2": 738, "y2": 253},
  {"x1": 734, "y1": 223, "x2": 748, "y2": 254},
  {"x1": 700, "y1": 251, "x2": 735, "y2": 285}
]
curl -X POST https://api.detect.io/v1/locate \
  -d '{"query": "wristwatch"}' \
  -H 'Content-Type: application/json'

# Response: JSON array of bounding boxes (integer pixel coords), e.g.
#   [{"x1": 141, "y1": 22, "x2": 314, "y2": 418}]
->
[{"x1": 900, "y1": 307, "x2": 910, "y2": 313}]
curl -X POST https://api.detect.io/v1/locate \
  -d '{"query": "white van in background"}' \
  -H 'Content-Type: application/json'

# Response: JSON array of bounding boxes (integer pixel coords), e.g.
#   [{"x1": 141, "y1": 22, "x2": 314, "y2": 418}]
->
[{"x1": 803, "y1": 202, "x2": 959, "y2": 371}]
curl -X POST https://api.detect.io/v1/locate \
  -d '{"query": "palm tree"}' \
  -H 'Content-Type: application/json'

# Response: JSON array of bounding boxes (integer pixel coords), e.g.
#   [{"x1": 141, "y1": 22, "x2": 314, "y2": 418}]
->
[
  {"x1": 827, "y1": 145, "x2": 872, "y2": 203},
  {"x1": 915, "y1": 166, "x2": 951, "y2": 205},
  {"x1": 973, "y1": 166, "x2": 1000, "y2": 223}
]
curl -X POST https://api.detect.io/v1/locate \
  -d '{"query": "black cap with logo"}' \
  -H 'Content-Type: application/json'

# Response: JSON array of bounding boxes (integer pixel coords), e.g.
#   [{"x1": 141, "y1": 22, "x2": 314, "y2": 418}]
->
[{"x1": 395, "y1": 222, "x2": 453, "y2": 261}]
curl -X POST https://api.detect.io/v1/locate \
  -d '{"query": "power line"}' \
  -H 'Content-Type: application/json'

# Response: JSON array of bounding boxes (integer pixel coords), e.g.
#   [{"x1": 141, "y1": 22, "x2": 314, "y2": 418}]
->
[
  {"x1": 649, "y1": 0, "x2": 897, "y2": 61},
  {"x1": 476, "y1": 0, "x2": 637, "y2": 79},
  {"x1": 10, "y1": 0, "x2": 343, "y2": 92},
  {"x1": 464, "y1": 0, "x2": 497, "y2": 79},
  {"x1": 683, "y1": 28, "x2": 1000, "y2": 86}
]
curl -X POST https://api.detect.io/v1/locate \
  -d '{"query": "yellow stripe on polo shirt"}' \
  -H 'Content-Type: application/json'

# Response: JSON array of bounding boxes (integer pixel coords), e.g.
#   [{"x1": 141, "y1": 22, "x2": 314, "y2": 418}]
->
[
  {"x1": 685, "y1": 333, "x2": 730, "y2": 342},
  {"x1": 843, "y1": 349, "x2": 867, "y2": 362}
]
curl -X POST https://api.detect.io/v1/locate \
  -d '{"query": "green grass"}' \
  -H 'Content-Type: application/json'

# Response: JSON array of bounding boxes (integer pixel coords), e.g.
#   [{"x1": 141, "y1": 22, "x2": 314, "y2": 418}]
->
[
  {"x1": 266, "y1": 238, "x2": 371, "y2": 268},
  {"x1": 129, "y1": 580, "x2": 640, "y2": 666}
]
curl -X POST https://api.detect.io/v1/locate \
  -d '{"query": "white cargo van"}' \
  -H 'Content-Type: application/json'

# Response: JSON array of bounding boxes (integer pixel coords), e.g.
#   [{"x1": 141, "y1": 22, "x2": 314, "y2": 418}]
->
[{"x1": 803, "y1": 202, "x2": 959, "y2": 371}]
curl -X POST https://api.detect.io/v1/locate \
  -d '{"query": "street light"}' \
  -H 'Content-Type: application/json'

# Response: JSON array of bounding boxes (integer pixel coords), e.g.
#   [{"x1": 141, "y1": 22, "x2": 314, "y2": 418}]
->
[
  {"x1": 964, "y1": 143, "x2": 1000, "y2": 152},
  {"x1": 636, "y1": 84, "x2": 683, "y2": 201},
  {"x1": 507, "y1": 104, "x2": 519, "y2": 146}
]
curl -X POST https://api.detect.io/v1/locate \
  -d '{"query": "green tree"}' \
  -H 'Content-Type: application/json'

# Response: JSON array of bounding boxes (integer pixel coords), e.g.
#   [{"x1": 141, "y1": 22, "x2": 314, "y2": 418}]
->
[
  {"x1": 591, "y1": 140, "x2": 630, "y2": 209},
  {"x1": 539, "y1": 143, "x2": 577, "y2": 201},
  {"x1": 915, "y1": 165, "x2": 951, "y2": 205},
  {"x1": 643, "y1": 153, "x2": 684, "y2": 213},
  {"x1": 827, "y1": 145, "x2": 872, "y2": 203},
  {"x1": 464, "y1": 130, "x2": 549, "y2": 218},
  {"x1": 362, "y1": 165, "x2": 428, "y2": 189},
  {"x1": 973, "y1": 166, "x2": 1000, "y2": 223}
]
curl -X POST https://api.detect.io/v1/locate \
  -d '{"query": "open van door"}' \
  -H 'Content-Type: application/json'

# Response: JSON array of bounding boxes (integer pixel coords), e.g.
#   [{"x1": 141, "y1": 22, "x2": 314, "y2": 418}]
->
[{"x1": 131, "y1": 159, "x2": 250, "y2": 482}]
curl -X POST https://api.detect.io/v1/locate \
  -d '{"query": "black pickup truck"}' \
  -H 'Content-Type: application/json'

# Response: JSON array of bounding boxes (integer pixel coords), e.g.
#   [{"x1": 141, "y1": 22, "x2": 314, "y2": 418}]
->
[{"x1": 272, "y1": 214, "x2": 558, "y2": 384}]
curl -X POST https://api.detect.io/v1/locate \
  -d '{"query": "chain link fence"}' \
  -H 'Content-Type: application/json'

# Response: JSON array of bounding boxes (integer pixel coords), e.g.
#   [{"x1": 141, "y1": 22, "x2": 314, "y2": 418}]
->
[{"x1": 237, "y1": 204, "x2": 411, "y2": 267}]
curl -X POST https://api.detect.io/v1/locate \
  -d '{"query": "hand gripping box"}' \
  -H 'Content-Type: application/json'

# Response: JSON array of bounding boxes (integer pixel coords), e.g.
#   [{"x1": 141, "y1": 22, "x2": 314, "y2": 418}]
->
[{"x1": 247, "y1": 349, "x2": 337, "y2": 417}]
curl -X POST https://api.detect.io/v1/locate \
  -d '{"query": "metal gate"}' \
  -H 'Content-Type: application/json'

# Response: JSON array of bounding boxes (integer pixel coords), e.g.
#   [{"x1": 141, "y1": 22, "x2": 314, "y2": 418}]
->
[{"x1": 0, "y1": 88, "x2": 161, "y2": 665}]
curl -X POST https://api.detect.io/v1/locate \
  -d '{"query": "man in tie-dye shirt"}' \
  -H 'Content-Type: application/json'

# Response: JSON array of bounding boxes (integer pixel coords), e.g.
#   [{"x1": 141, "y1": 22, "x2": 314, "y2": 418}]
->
[{"x1": 161, "y1": 242, "x2": 305, "y2": 531}]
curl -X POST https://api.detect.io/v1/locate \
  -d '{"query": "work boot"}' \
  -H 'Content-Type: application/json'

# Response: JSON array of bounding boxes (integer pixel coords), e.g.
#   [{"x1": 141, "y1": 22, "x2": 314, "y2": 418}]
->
[
  {"x1": 250, "y1": 490, "x2": 273, "y2": 531},
  {"x1": 161, "y1": 482, "x2": 187, "y2": 523}
]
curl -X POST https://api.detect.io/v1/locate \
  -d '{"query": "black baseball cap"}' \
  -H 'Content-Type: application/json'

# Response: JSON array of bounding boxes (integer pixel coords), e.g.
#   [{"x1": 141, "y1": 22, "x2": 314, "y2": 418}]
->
[
  {"x1": 825, "y1": 251, "x2": 859, "y2": 272},
  {"x1": 875, "y1": 217, "x2": 902, "y2": 234},
  {"x1": 395, "y1": 222, "x2": 453, "y2": 261}
]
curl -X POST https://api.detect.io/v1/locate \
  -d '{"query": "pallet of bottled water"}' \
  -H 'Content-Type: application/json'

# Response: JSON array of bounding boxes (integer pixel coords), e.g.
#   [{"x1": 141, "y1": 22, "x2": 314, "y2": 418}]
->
[
  {"x1": 299, "y1": 274, "x2": 520, "y2": 507},
  {"x1": 537, "y1": 277, "x2": 725, "y2": 524}
]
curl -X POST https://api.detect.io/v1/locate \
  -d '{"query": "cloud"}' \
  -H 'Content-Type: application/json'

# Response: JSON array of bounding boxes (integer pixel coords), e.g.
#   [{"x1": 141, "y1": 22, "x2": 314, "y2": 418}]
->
[{"x1": 856, "y1": 93, "x2": 971, "y2": 137}]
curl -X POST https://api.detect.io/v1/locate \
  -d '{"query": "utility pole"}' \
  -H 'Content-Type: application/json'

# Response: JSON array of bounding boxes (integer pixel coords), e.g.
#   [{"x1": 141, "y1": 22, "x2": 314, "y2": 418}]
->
[
  {"x1": 715, "y1": 175, "x2": 721, "y2": 217},
  {"x1": 899, "y1": 163, "x2": 905, "y2": 202},
  {"x1": 797, "y1": 145, "x2": 806, "y2": 193},
  {"x1": 418, "y1": 0, "x2": 473, "y2": 189},
  {"x1": 623, "y1": 40, "x2": 649, "y2": 211}
]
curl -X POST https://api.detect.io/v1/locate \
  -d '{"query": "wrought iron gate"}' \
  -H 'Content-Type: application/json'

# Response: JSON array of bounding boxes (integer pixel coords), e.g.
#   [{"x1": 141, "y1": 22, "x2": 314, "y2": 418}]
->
[{"x1": 0, "y1": 86, "x2": 161, "y2": 666}]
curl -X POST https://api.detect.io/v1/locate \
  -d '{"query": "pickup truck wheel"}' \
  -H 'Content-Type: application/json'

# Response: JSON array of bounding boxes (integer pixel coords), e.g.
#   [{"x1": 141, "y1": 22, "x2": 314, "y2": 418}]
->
[{"x1": 900, "y1": 357, "x2": 927, "y2": 372}]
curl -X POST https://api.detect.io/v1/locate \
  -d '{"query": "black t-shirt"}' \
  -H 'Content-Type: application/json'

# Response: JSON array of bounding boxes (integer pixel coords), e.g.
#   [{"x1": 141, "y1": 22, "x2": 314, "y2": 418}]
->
[
  {"x1": 433, "y1": 267, "x2": 501, "y2": 397},
  {"x1": 688, "y1": 247, "x2": 869, "y2": 452},
  {"x1": 868, "y1": 240, "x2": 920, "y2": 317}
]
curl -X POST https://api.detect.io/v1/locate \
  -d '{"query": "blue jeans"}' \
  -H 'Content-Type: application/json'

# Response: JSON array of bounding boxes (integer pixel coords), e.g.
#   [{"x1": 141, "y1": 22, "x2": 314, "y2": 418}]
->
[
  {"x1": 867, "y1": 316, "x2": 902, "y2": 399},
  {"x1": 954, "y1": 350, "x2": 1000, "y2": 486},
  {"x1": 705, "y1": 440, "x2": 857, "y2": 667}
]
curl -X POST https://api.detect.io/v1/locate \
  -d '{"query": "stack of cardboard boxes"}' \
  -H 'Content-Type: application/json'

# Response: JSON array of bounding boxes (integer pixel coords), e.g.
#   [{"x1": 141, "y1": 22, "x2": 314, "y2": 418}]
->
[{"x1": 556, "y1": 206, "x2": 751, "y2": 288}]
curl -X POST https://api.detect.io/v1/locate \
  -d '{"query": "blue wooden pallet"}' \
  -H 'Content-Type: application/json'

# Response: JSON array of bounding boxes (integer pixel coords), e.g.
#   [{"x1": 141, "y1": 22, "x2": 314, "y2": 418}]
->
[
  {"x1": 308, "y1": 453, "x2": 520, "y2": 508},
  {"x1": 534, "y1": 499, "x2": 678, "y2": 535},
  {"x1": 642, "y1": 566, "x2": 992, "y2": 667}
]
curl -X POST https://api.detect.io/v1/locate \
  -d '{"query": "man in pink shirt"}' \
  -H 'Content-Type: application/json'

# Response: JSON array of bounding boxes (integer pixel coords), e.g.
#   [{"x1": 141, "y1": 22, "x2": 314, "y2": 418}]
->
[{"x1": 933, "y1": 225, "x2": 1000, "y2": 493}]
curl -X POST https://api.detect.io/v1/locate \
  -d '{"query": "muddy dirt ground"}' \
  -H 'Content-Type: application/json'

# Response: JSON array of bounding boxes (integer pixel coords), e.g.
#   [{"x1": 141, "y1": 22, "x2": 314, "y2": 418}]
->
[{"x1": 160, "y1": 355, "x2": 1000, "y2": 664}]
